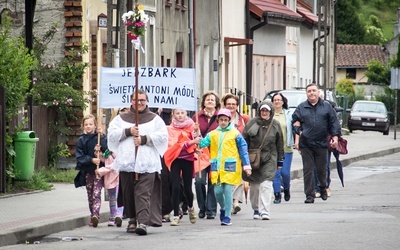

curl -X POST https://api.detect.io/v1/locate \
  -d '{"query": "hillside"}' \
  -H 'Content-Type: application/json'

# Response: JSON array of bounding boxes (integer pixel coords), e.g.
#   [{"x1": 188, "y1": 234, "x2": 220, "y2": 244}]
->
[{"x1": 357, "y1": 0, "x2": 400, "y2": 41}]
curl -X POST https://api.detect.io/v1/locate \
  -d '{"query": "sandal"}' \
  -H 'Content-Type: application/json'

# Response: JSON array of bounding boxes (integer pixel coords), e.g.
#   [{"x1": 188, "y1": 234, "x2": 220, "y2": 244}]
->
[{"x1": 126, "y1": 219, "x2": 137, "y2": 233}]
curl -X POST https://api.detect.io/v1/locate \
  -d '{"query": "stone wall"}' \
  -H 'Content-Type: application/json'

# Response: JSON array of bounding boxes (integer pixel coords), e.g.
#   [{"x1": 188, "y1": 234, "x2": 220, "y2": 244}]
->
[{"x1": 0, "y1": 0, "x2": 66, "y2": 63}]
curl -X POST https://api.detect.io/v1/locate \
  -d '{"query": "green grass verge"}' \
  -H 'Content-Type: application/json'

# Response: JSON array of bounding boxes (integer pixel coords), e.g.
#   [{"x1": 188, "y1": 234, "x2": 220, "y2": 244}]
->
[{"x1": 4, "y1": 167, "x2": 76, "y2": 194}]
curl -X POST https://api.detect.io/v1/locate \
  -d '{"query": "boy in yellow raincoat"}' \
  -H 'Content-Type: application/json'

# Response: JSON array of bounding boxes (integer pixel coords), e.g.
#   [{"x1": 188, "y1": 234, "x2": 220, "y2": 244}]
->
[{"x1": 198, "y1": 108, "x2": 252, "y2": 226}]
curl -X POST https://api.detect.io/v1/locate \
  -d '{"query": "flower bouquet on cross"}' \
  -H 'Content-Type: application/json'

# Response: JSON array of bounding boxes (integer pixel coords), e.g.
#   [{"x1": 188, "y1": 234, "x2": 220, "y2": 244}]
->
[{"x1": 122, "y1": 3, "x2": 149, "y2": 49}]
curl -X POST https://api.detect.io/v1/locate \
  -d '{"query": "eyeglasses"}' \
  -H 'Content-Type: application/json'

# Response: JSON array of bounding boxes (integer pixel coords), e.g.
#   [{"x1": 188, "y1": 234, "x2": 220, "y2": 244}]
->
[
  {"x1": 225, "y1": 103, "x2": 237, "y2": 106},
  {"x1": 260, "y1": 109, "x2": 270, "y2": 112},
  {"x1": 132, "y1": 99, "x2": 147, "y2": 103}
]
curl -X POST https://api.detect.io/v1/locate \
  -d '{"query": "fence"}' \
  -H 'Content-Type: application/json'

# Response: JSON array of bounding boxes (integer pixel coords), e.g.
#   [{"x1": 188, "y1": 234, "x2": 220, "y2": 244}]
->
[{"x1": 32, "y1": 106, "x2": 57, "y2": 168}]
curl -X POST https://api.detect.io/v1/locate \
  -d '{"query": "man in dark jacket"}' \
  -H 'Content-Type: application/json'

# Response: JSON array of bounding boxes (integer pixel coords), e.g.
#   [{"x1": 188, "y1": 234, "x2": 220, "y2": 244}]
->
[{"x1": 292, "y1": 84, "x2": 341, "y2": 204}]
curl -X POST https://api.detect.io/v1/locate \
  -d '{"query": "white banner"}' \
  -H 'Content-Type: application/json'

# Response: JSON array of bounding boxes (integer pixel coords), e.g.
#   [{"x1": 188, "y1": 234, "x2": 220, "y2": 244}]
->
[{"x1": 99, "y1": 67, "x2": 197, "y2": 111}]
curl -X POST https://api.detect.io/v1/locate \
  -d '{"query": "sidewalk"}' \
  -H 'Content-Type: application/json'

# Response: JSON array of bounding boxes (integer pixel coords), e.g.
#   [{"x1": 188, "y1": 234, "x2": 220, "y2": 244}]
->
[{"x1": 1, "y1": 130, "x2": 400, "y2": 247}]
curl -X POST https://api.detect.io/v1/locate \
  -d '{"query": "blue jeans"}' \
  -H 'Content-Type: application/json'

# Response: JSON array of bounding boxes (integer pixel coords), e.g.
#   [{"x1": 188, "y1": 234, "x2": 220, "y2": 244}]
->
[
  {"x1": 194, "y1": 166, "x2": 217, "y2": 216},
  {"x1": 273, "y1": 152, "x2": 293, "y2": 193}
]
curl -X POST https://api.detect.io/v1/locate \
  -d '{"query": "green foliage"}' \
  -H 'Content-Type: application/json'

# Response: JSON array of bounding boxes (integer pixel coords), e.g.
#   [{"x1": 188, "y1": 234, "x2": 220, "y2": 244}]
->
[
  {"x1": 336, "y1": 79, "x2": 355, "y2": 96},
  {"x1": 355, "y1": 0, "x2": 400, "y2": 42},
  {"x1": 0, "y1": 17, "x2": 37, "y2": 121},
  {"x1": 30, "y1": 27, "x2": 94, "y2": 135},
  {"x1": 372, "y1": 0, "x2": 385, "y2": 10},
  {"x1": 364, "y1": 26, "x2": 385, "y2": 44},
  {"x1": 0, "y1": 16, "x2": 37, "y2": 186},
  {"x1": 4, "y1": 167, "x2": 75, "y2": 194},
  {"x1": 369, "y1": 15, "x2": 382, "y2": 29},
  {"x1": 7, "y1": 172, "x2": 53, "y2": 193},
  {"x1": 365, "y1": 59, "x2": 390, "y2": 85},
  {"x1": 373, "y1": 88, "x2": 397, "y2": 124},
  {"x1": 48, "y1": 143, "x2": 72, "y2": 168},
  {"x1": 336, "y1": 0, "x2": 366, "y2": 44},
  {"x1": 35, "y1": 167, "x2": 76, "y2": 183}
]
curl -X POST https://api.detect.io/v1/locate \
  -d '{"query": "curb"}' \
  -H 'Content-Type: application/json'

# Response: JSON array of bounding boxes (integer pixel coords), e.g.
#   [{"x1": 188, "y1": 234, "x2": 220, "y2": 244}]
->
[
  {"x1": 291, "y1": 147, "x2": 400, "y2": 181},
  {"x1": 0, "y1": 211, "x2": 110, "y2": 247}
]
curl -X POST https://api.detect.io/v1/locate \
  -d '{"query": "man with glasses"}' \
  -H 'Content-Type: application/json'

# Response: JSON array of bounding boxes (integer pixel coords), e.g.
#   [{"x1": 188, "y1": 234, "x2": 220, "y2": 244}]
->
[{"x1": 108, "y1": 90, "x2": 168, "y2": 235}]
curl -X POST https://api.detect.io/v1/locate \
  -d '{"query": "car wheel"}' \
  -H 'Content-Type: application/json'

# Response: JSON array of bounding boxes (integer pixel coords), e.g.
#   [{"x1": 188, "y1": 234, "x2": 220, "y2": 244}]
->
[{"x1": 383, "y1": 129, "x2": 389, "y2": 136}]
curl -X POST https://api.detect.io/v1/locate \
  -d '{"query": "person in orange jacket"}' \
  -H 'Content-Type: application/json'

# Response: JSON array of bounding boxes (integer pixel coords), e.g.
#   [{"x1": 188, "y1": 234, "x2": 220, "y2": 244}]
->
[{"x1": 164, "y1": 109, "x2": 201, "y2": 226}]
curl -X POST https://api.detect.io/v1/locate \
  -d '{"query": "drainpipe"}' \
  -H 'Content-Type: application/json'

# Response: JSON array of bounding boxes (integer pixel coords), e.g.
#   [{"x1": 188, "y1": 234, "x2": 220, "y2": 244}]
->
[
  {"x1": 312, "y1": 27, "x2": 330, "y2": 84},
  {"x1": 246, "y1": 12, "x2": 268, "y2": 104}
]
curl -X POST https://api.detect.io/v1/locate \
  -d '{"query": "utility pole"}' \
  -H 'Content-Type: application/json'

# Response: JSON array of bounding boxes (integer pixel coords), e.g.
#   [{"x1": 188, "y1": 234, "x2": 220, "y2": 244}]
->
[
  {"x1": 105, "y1": 0, "x2": 126, "y2": 126},
  {"x1": 316, "y1": 0, "x2": 328, "y2": 97}
]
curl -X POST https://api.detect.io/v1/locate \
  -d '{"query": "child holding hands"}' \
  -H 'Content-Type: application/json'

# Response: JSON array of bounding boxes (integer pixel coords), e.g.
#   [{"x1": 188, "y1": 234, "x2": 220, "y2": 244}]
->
[
  {"x1": 163, "y1": 109, "x2": 199, "y2": 226},
  {"x1": 198, "y1": 108, "x2": 252, "y2": 226},
  {"x1": 75, "y1": 114, "x2": 108, "y2": 227},
  {"x1": 96, "y1": 149, "x2": 124, "y2": 227}
]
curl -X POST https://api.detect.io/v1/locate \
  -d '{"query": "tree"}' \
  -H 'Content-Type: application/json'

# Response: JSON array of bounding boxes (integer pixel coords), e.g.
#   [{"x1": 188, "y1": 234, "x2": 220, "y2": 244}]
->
[
  {"x1": 365, "y1": 59, "x2": 390, "y2": 85},
  {"x1": 336, "y1": 0, "x2": 366, "y2": 44},
  {"x1": 364, "y1": 26, "x2": 385, "y2": 44}
]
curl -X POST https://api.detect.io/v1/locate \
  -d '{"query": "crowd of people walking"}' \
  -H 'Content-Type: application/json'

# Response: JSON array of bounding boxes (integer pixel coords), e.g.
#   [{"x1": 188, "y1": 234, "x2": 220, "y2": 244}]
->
[{"x1": 74, "y1": 83, "x2": 341, "y2": 235}]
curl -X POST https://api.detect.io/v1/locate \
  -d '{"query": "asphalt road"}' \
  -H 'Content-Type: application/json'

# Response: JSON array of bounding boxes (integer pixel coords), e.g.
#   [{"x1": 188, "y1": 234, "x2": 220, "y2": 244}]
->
[{"x1": 3, "y1": 152, "x2": 400, "y2": 250}]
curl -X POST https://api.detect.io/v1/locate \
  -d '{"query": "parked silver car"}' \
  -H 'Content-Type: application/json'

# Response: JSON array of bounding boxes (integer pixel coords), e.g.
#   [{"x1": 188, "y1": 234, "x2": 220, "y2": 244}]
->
[
  {"x1": 264, "y1": 89, "x2": 343, "y2": 125},
  {"x1": 347, "y1": 100, "x2": 390, "y2": 135}
]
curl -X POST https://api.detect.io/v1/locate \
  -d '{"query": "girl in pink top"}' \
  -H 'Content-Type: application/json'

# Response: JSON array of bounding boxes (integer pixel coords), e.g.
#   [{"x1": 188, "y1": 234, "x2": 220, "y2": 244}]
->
[{"x1": 97, "y1": 150, "x2": 124, "y2": 227}]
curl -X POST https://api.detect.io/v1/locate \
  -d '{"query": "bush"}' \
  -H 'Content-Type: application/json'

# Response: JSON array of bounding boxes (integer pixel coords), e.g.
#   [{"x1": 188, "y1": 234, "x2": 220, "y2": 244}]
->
[
  {"x1": 336, "y1": 79, "x2": 355, "y2": 96},
  {"x1": 0, "y1": 16, "x2": 37, "y2": 186},
  {"x1": 30, "y1": 25, "x2": 95, "y2": 136},
  {"x1": 0, "y1": 17, "x2": 37, "y2": 122}
]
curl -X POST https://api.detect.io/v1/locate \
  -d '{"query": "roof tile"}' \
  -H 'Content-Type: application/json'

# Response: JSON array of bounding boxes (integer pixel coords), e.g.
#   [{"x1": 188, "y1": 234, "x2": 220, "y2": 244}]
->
[{"x1": 336, "y1": 44, "x2": 387, "y2": 68}]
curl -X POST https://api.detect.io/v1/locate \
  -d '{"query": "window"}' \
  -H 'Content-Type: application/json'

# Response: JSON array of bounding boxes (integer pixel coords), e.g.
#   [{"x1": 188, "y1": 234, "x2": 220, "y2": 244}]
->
[
  {"x1": 346, "y1": 68, "x2": 356, "y2": 79},
  {"x1": 176, "y1": 52, "x2": 182, "y2": 67}
]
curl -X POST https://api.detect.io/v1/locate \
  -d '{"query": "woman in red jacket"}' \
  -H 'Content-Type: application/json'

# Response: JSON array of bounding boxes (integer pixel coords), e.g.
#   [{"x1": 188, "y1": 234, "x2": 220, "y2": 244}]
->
[{"x1": 192, "y1": 91, "x2": 221, "y2": 219}]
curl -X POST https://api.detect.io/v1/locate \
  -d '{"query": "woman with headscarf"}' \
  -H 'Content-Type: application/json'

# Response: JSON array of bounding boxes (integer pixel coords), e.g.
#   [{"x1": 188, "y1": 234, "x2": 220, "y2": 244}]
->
[{"x1": 242, "y1": 101, "x2": 284, "y2": 220}]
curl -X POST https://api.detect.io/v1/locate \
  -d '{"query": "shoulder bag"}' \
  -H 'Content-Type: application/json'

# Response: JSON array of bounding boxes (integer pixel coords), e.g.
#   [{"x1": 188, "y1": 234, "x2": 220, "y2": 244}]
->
[{"x1": 248, "y1": 124, "x2": 273, "y2": 170}]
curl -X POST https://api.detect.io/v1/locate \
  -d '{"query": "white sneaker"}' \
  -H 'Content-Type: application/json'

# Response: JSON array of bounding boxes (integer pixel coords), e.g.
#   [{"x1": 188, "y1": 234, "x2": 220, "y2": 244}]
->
[
  {"x1": 170, "y1": 216, "x2": 180, "y2": 226},
  {"x1": 315, "y1": 192, "x2": 321, "y2": 198},
  {"x1": 261, "y1": 213, "x2": 270, "y2": 220}
]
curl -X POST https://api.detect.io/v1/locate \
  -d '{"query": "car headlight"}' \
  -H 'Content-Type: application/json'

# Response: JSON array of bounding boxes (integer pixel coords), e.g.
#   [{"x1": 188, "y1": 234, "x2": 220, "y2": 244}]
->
[
  {"x1": 376, "y1": 118, "x2": 388, "y2": 122},
  {"x1": 351, "y1": 116, "x2": 361, "y2": 120}
]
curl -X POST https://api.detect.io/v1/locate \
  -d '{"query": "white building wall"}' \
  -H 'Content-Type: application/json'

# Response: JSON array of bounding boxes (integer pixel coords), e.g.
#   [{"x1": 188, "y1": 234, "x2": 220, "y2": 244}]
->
[
  {"x1": 220, "y1": 0, "x2": 247, "y2": 97},
  {"x1": 195, "y1": 0, "x2": 220, "y2": 98},
  {"x1": 298, "y1": 25, "x2": 315, "y2": 89},
  {"x1": 253, "y1": 25, "x2": 286, "y2": 56}
]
